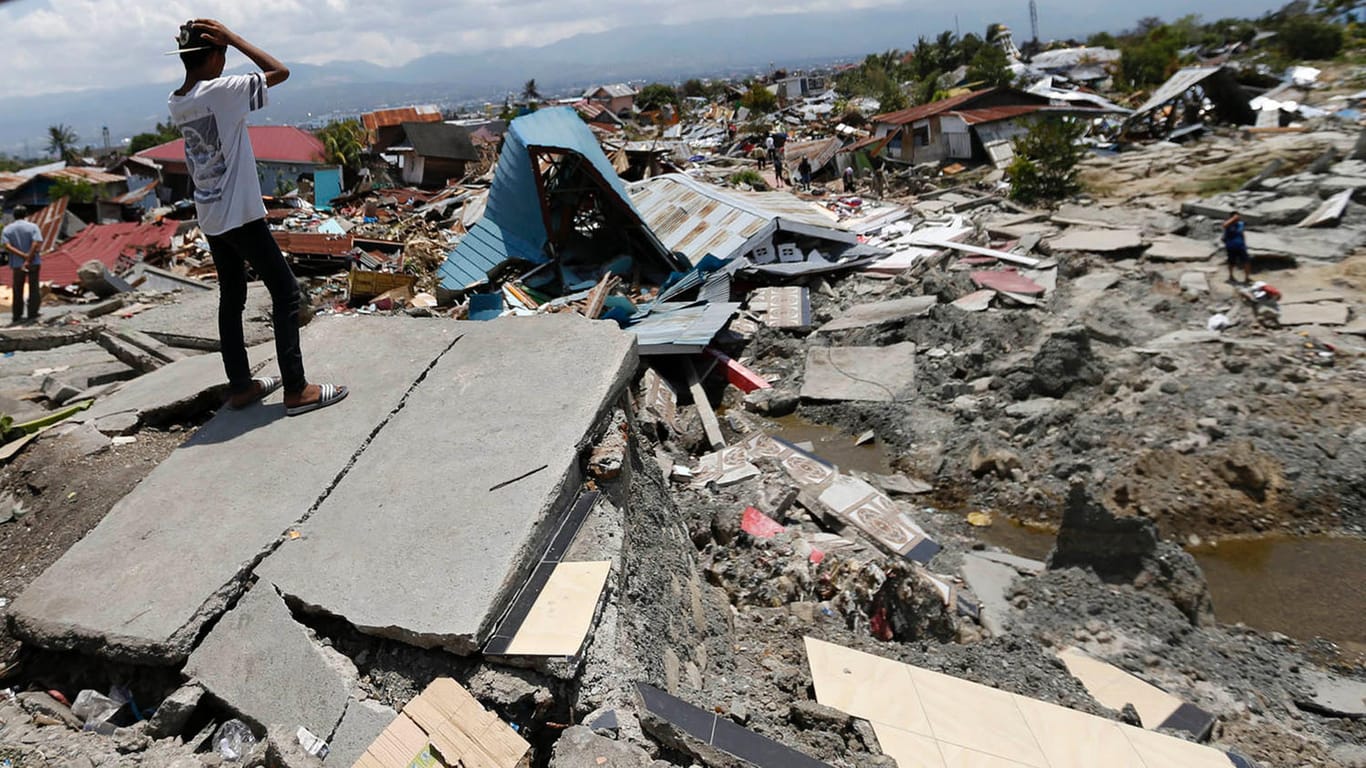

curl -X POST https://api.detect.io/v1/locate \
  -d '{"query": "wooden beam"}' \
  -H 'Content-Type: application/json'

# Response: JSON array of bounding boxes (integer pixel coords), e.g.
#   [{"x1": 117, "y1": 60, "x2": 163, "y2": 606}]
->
[{"x1": 685, "y1": 360, "x2": 725, "y2": 451}]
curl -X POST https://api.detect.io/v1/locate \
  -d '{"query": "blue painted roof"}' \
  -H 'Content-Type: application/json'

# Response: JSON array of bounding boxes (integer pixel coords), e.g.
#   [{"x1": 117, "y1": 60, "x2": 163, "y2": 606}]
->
[{"x1": 439, "y1": 107, "x2": 664, "y2": 291}]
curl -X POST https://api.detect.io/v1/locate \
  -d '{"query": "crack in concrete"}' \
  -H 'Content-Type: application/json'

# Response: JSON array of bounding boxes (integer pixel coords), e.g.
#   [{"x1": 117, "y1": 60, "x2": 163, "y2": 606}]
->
[{"x1": 171, "y1": 334, "x2": 466, "y2": 662}]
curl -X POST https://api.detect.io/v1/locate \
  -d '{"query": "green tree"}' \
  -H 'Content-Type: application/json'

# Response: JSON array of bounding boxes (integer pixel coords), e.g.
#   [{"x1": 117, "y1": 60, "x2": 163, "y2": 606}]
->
[
  {"x1": 914, "y1": 71, "x2": 945, "y2": 105},
  {"x1": 1087, "y1": 31, "x2": 1119, "y2": 48},
  {"x1": 879, "y1": 82, "x2": 909, "y2": 113},
  {"x1": 48, "y1": 176, "x2": 96, "y2": 204},
  {"x1": 681, "y1": 79, "x2": 707, "y2": 98},
  {"x1": 741, "y1": 84, "x2": 778, "y2": 112},
  {"x1": 956, "y1": 33, "x2": 986, "y2": 66},
  {"x1": 47, "y1": 124, "x2": 79, "y2": 162},
  {"x1": 1278, "y1": 15, "x2": 1344, "y2": 59},
  {"x1": 1119, "y1": 27, "x2": 1180, "y2": 90},
  {"x1": 966, "y1": 44, "x2": 1013, "y2": 88},
  {"x1": 522, "y1": 79, "x2": 541, "y2": 102},
  {"x1": 1007, "y1": 118, "x2": 1086, "y2": 204},
  {"x1": 128, "y1": 120, "x2": 182, "y2": 154},
  {"x1": 316, "y1": 119, "x2": 367, "y2": 170},
  {"x1": 637, "y1": 83, "x2": 679, "y2": 112}
]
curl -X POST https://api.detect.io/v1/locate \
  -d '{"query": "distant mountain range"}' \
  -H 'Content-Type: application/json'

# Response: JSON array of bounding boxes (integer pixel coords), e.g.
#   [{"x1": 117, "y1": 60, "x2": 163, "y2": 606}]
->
[{"x1": 0, "y1": 3, "x2": 1124, "y2": 156}]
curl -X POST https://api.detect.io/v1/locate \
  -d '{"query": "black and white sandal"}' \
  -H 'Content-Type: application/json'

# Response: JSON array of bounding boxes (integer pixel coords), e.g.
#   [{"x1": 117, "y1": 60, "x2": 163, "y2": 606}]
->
[
  {"x1": 285, "y1": 383, "x2": 349, "y2": 417},
  {"x1": 228, "y1": 376, "x2": 283, "y2": 410}
]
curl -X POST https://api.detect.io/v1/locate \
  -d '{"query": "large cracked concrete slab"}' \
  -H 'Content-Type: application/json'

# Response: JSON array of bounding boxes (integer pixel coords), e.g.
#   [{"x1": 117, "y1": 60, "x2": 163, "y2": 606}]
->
[
  {"x1": 257, "y1": 315, "x2": 637, "y2": 654},
  {"x1": 800, "y1": 343, "x2": 916, "y2": 403},
  {"x1": 9, "y1": 317, "x2": 462, "y2": 664},
  {"x1": 74, "y1": 343, "x2": 274, "y2": 426},
  {"x1": 185, "y1": 582, "x2": 357, "y2": 736}
]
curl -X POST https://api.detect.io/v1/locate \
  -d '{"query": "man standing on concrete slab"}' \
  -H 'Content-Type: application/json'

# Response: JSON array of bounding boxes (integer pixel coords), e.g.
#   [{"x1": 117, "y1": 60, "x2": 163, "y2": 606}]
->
[
  {"x1": 167, "y1": 19, "x2": 346, "y2": 416},
  {"x1": 1222, "y1": 212, "x2": 1251, "y2": 284},
  {"x1": 2, "y1": 206, "x2": 43, "y2": 325}
]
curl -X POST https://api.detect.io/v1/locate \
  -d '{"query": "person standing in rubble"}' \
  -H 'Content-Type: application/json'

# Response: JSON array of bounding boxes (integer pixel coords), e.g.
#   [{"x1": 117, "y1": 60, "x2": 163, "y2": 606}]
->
[
  {"x1": 2, "y1": 205, "x2": 43, "y2": 325},
  {"x1": 1222, "y1": 212, "x2": 1251, "y2": 284},
  {"x1": 798, "y1": 157, "x2": 813, "y2": 191},
  {"x1": 843, "y1": 165, "x2": 856, "y2": 194},
  {"x1": 166, "y1": 19, "x2": 347, "y2": 416}
]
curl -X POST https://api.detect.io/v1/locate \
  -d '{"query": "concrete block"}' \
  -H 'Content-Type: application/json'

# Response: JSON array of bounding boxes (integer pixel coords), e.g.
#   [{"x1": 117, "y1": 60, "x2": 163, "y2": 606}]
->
[
  {"x1": 1278, "y1": 303, "x2": 1349, "y2": 326},
  {"x1": 1048, "y1": 228, "x2": 1145, "y2": 253},
  {"x1": 960, "y1": 554, "x2": 1021, "y2": 637},
  {"x1": 185, "y1": 583, "x2": 355, "y2": 738},
  {"x1": 75, "y1": 343, "x2": 273, "y2": 427},
  {"x1": 258, "y1": 315, "x2": 638, "y2": 654},
  {"x1": 94, "y1": 412, "x2": 140, "y2": 437},
  {"x1": 41, "y1": 375, "x2": 81, "y2": 405},
  {"x1": 9, "y1": 318, "x2": 462, "y2": 664},
  {"x1": 323, "y1": 699, "x2": 396, "y2": 768},
  {"x1": 1146, "y1": 235, "x2": 1216, "y2": 262},
  {"x1": 817, "y1": 295, "x2": 937, "y2": 332},
  {"x1": 800, "y1": 343, "x2": 916, "y2": 403}
]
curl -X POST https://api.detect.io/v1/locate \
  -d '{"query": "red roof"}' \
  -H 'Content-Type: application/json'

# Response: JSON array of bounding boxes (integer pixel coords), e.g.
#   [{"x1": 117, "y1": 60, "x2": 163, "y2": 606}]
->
[
  {"x1": 871, "y1": 88, "x2": 995, "y2": 126},
  {"x1": 952, "y1": 104, "x2": 1106, "y2": 125},
  {"x1": 272, "y1": 231, "x2": 353, "y2": 256},
  {"x1": 11, "y1": 220, "x2": 178, "y2": 288},
  {"x1": 30, "y1": 197, "x2": 69, "y2": 256},
  {"x1": 137, "y1": 126, "x2": 326, "y2": 165}
]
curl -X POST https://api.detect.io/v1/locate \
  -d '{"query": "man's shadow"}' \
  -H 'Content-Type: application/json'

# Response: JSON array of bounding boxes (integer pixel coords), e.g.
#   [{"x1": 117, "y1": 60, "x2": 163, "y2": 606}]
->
[{"x1": 181, "y1": 401, "x2": 287, "y2": 447}]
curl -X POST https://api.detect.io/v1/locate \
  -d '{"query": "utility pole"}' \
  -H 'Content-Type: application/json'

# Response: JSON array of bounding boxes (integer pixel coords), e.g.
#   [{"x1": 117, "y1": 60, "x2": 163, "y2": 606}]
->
[{"x1": 1030, "y1": 0, "x2": 1040, "y2": 43}]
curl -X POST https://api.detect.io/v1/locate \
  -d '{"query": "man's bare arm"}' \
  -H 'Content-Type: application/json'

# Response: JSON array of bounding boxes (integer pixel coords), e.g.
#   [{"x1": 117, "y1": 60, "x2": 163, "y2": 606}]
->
[{"x1": 194, "y1": 19, "x2": 290, "y2": 87}]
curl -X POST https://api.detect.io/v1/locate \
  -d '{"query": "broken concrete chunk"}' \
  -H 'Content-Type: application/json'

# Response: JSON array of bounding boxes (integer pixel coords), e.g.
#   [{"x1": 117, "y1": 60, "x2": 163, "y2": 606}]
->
[
  {"x1": 1278, "y1": 303, "x2": 1349, "y2": 327},
  {"x1": 323, "y1": 699, "x2": 397, "y2": 768},
  {"x1": 1295, "y1": 670, "x2": 1366, "y2": 719},
  {"x1": 1146, "y1": 234, "x2": 1216, "y2": 262},
  {"x1": 1178, "y1": 272, "x2": 1210, "y2": 295},
  {"x1": 549, "y1": 725, "x2": 655, "y2": 768},
  {"x1": 145, "y1": 683, "x2": 205, "y2": 740},
  {"x1": 960, "y1": 554, "x2": 1021, "y2": 637},
  {"x1": 94, "y1": 411, "x2": 140, "y2": 437},
  {"x1": 16, "y1": 691, "x2": 82, "y2": 730},
  {"x1": 186, "y1": 583, "x2": 356, "y2": 738},
  {"x1": 951, "y1": 289, "x2": 995, "y2": 311},
  {"x1": 1049, "y1": 228, "x2": 1144, "y2": 253},
  {"x1": 817, "y1": 295, "x2": 937, "y2": 332}
]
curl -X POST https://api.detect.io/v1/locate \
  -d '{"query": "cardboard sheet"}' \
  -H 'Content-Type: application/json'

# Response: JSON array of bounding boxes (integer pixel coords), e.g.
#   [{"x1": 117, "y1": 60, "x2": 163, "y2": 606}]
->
[
  {"x1": 353, "y1": 678, "x2": 529, "y2": 768},
  {"x1": 502, "y1": 561, "x2": 610, "y2": 656}
]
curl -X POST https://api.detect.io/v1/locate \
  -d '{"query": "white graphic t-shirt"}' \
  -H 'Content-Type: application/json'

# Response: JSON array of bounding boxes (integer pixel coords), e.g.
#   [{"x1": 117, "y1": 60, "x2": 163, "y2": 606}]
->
[{"x1": 168, "y1": 73, "x2": 269, "y2": 236}]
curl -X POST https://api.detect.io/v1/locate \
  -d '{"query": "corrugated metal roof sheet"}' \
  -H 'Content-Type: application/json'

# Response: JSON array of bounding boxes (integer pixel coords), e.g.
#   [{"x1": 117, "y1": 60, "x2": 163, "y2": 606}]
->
[
  {"x1": 872, "y1": 88, "x2": 994, "y2": 126},
  {"x1": 112, "y1": 181, "x2": 159, "y2": 205},
  {"x1": 783, "y1": 137, "x2": 843, "y2": 172},
  {"x1": 138, "y1": 126, "x2": 326, "y2": 164},
  {"x1": 587, "y1": 84, "x2": 636, "y2": 99},
  {"x1": 42, "y1": 167, "x2": 125, "y2": 185},
  {"x1": 0, "y1": 174, "x2": 25, "y2": 193},
  {"x1": 629, "y1": 174, "x2": 855, "y2": 265},
  {"x1": 29, "y1": 197, "x2": 68, "y2": 256},
  {"x1": 273, "y1": 231, "x2": 354, "y2": 256},
  {"x1": 438, "y1": 107, "x2": 663, "y2": 291},
  {"x1": 1130, "y1": 67, "x2": 1223, "y2": 118},
  {"x1": 9, "y1": 219, "x2": 176, "y2": 288},
  {"x1": 361, "y1": 105, "x2": 442, "y2": 132},
  {"x1": 627, "y1": 301, "x2": 741, "y2": 355}
]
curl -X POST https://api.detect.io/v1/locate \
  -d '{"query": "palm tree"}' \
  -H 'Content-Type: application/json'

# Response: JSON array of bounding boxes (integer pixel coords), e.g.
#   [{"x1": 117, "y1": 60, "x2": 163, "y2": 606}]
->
[
  {"x1": 47, "y1": 124, "x2": 78, "y2": 162},
  {"x1": 522, "y1": 79, "x2": 541, "y2": 103}
]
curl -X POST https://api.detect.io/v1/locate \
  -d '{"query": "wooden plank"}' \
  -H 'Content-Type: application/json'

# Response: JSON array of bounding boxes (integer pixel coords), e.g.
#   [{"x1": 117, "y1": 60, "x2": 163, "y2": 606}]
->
[
  {"x1": 685, "y1": 360, "x2": 725, "y2": 450},
  {"x1": 502, "y1": 561, "x2": 610, "y2": 656},
  {"x1": 926, "y1": 238, "x2": 1041, "y2": 268}
]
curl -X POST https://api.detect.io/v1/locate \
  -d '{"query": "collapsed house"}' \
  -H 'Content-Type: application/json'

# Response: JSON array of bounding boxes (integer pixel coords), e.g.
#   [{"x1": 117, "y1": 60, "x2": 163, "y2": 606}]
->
[
  {"x1": 437, "y1": 107, "x2": 684, "y2": 297},
  {"x1": 1124, "y1": 66, "x2": 1256, "y2": 141}
]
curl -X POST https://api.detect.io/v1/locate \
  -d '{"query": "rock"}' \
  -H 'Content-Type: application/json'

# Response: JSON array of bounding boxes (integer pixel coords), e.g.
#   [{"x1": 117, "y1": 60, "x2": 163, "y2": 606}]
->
[
  {"x1": 1119, "y1": 703, "x2": 1143, "y2": 727},
  {"x1": 789, "y1": 700, "x2": 853, "y2": 731},
  {"x1": 147, "y1": 683, "x2": 205, "y2": 739},
  {"x1": 16, "y1": 692, "x2": 81, "y2": 730},
  {"x1": 94, "y1": 411, "x2": 141, "y2": 437},
  {"x1": 266, "y1": 724, "x2": 324, "y2": 768},
  {"x1": 1005, "y1": 398, "x2": 1061, "y2": 419},
  {"x1": 1032, "y1": 326, "x2": 1104, "y2": 397},
  {"x1": 742, "y1": 387, "x2": 798, "y2": 417},
  {"x1": 1048, "y1": 484, "x2": 1159, "y2": 581},
  {"x1": 114, "y1": 722, "x2": 152, "y2": 753},
  {"x1": 549, "y1": 726, "x2": 654, "y2": 768},
  {"x1": 970, "y1": 445, "x2": 1022, "y2": 479}
]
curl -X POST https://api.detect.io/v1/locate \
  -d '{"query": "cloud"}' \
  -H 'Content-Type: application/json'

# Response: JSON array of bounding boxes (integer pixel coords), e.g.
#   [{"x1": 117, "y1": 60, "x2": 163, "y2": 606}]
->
[{"x1": 3, "y1": 0, "x2": 1281, "y2": 97}]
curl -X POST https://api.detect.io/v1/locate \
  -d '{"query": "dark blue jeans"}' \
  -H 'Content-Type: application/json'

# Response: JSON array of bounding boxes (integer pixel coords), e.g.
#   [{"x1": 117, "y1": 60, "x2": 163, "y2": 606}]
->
[{"x1": 206, "y1": 218, "x2": 308, "y2": 395}]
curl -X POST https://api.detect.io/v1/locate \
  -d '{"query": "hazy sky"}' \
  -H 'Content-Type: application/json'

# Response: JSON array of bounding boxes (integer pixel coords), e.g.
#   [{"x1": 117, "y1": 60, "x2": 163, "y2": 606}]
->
[{"x1": 4, "y1": 0, "x2": 1286, "y2": 97}]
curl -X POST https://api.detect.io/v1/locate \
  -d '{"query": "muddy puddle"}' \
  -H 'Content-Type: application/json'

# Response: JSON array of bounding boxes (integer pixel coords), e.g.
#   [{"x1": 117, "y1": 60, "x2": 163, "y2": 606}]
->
[
  {"x1": 769, "y1": 415, "x2": 894, "y2": 475},
  {"x1": 977, "y1": 523, "x2": 1366, "y2": 651}
]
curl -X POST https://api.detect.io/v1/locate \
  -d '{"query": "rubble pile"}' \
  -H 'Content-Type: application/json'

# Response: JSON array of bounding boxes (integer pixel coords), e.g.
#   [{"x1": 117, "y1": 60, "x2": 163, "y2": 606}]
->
[{"x1": 0, "y1": 23, "x2": 1364, "y2": 768}]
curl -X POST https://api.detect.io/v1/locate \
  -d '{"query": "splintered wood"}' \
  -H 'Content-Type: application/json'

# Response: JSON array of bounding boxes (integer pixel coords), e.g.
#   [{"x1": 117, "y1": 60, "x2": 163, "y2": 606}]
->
[{"x1": 353, "y1": 678, "x2": 529, "y2": 768}]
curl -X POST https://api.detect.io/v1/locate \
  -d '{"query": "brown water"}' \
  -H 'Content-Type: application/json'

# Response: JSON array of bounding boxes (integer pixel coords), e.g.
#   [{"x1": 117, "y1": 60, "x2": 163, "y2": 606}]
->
[
  {"x1": 769, "y1": 415, "x2": 894, "y2": 476},
  {"x1": 977, "y1": 523, "x2": 1366, "y2": 651}
]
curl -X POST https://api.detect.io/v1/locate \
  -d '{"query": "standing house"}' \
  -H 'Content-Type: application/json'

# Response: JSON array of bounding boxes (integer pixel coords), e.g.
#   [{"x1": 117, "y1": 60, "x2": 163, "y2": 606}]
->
[
  {"x1": 389, "y1": 122, "x2": 480, "y2": 188},
  {"x1": 136, "y1": 126, "x2": 333, "y2": 201},
  {"x1": 870, "y1": 87, "x2": 1112, "y2": 167},
  {"x1": 583, "y1": 84, "x2": 637, "y2": 118}
]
